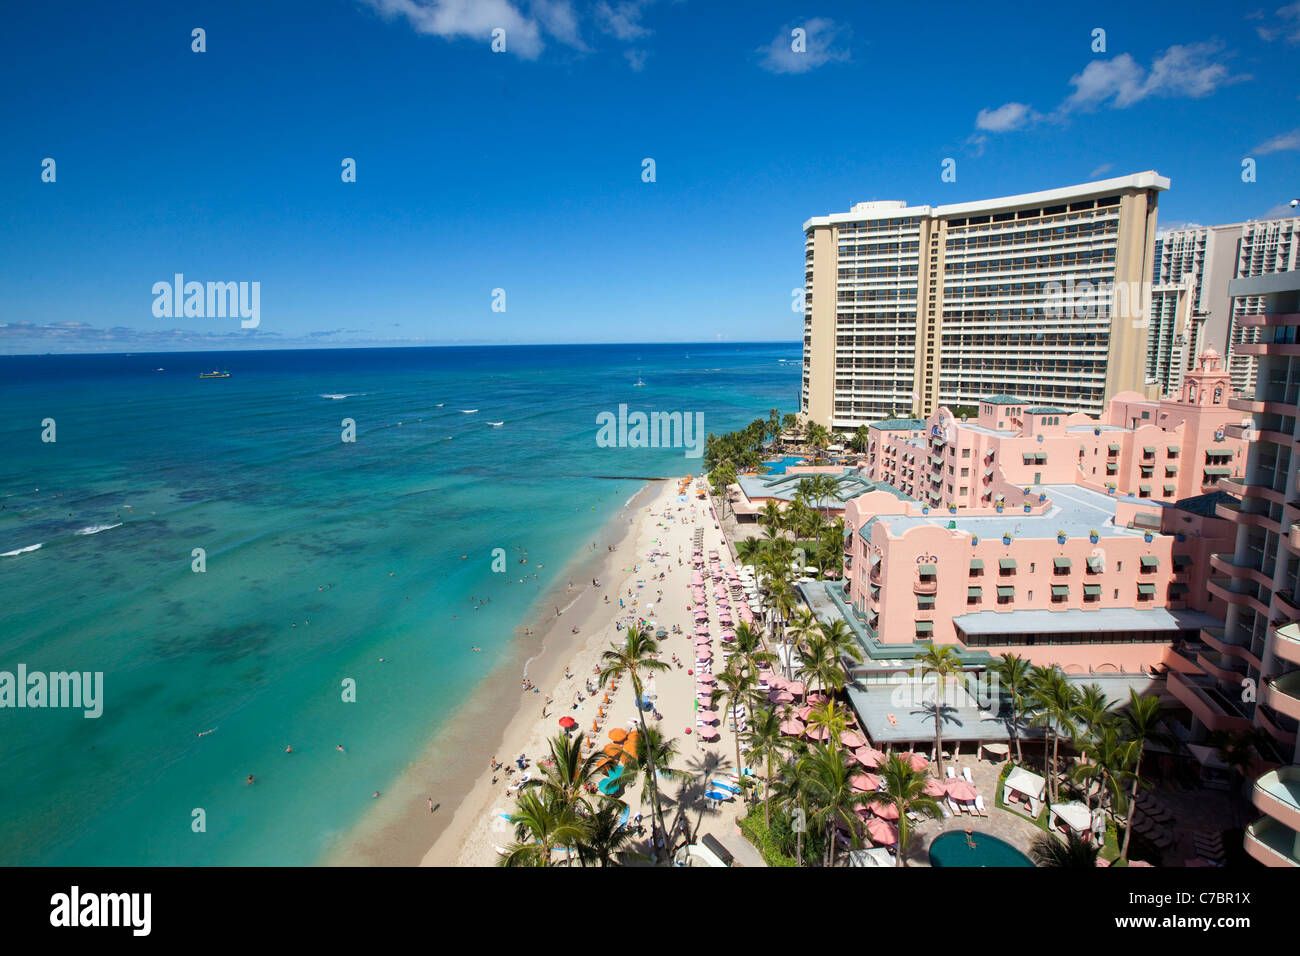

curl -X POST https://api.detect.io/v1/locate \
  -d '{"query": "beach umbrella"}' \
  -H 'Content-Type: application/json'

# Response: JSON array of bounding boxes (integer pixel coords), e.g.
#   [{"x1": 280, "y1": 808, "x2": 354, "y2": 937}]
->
[
  {"x1": 840, "y1": 730, "x2": 867, "y2": 749},
  {"x1": 697, "y1": 673, "x2": 716, "y2": 684},
  {"x1": 602, "y1": 743, "x2": 623, "y2": 757},
  {"x1": 803, "y1": 724, "x2": 830, "y2": 741},
  {"x1": 794, "y1": 705, "x2": 814, "y2": 721},
  {"x1": 779, "y1": 718, "x2": 804, "y2": 735},
  {"x1": 608, "y1": 728, "x2": 628, "y2": 743},
  {"x1": 698, "y1": 726, "x2": 720, "y2": 740},
  {"x1": 805, "y1": 692, "x2": 828, "y2": 705},
  {"x1": 768, "y1": 689, "x2": 794, "y2": 705},
  {"x1": 786, "y1": 681, "x2": 806, "y2": 697},
  {"x1": 850, "y1": 746, "x2": 882, "y2": 769},
  {"x1": 697, "y1": 709, "x2": 718, "y2": 721},
  {"x1": 903, "y1": 752, "x2": 930, "y2": 772},
  {"x1": 923, "y1": 777, "x2": 947, "y2": 797},
  {"x1": 866, "y1": 818, "x2": 898, "y2": 846},
  {"x1": 694, "y1": 610, "x2": 708, "y2": 621},
  {"x1": 871, "y1": 802, "x2": 900, "y2": 820},
  {"x1": 558, "y1": 716, "x2": 576, "y2": 729},
  {"x1": 945, "y1": 779, "x2": 977, "y2": 802},
  {"x1": 849, "y1": 773, "x2": 880, "y2": 792}
]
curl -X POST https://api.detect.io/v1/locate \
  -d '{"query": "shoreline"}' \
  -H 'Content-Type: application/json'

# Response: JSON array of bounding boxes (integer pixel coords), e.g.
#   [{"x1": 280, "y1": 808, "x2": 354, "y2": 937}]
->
[{"x1": 322, "y1": 478, "x2": 667, "y2": 866}]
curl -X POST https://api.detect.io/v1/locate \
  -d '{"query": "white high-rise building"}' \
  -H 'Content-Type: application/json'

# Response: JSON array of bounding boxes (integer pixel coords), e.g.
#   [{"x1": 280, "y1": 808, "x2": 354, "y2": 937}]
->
[{"x1": 800, "y1": 173, "x2": 1168, "y2": 429}]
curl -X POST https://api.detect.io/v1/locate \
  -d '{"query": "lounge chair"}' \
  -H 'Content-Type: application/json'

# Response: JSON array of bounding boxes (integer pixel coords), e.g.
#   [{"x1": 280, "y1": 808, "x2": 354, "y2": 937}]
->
[
  {"x1": 974, "y1": 795, "x2": 988, "y2": 816},
  {"x1": 939, "y1": 801, "x2": 952, "y2": 819},
  {"x1": 946, "y1": 766, "x2": 957, "y2": 779},
  {"x1": 962, "y1": 767, "x2": 974, "y2": 784}
]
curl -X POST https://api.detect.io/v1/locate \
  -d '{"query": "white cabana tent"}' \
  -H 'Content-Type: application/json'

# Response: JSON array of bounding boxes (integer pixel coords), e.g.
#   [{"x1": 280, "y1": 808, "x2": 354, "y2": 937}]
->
[
  {"x1": 1049, "y1": 801, "x2": 1092, "y2": 837},
  {"x1": 1003, "y1": 766, "x2": 1046, "y2": 817},
  {"x1": 848, "y1": 847, "x2": 896, "y2": 867}
]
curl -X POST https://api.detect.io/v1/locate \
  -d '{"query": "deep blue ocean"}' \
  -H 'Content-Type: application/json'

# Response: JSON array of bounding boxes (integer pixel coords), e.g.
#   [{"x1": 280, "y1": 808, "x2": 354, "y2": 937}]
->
[{"x1": 0, "y1": 343, "x2": 799, "y2": 864}]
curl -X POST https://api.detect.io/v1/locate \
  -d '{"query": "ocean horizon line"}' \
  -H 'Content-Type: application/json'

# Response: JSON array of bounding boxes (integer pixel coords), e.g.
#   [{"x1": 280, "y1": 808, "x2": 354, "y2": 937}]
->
[{"x1": 0, "y1": 339, "x2": 803, "y2": 358}]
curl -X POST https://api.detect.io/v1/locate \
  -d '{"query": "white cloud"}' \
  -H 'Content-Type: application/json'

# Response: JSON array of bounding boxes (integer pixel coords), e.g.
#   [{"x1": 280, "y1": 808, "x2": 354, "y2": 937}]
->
[
  {"x1": 1089, "y1": 163, "x2": 1114, "y2": 178},
  {"x1": 757, "y1": 18, "x2": 851, "y2": 74},
  {"x1": 972, "y1": 41, "x2": 1247, "y2": 140},
  {"x1": 361, "y1": 0, "x2": 587, "y2": 59},
  {"x1": 595, "y1": 0, "x2": 652, "y2": 41},
  {"x1": 1156, "y1": 221, "x2": 1205, "y2": 237},
  {"x1": 975, "y1": 102, "x2": 1040, "y2": 132},
  {"x1": 624, "y1": 48, "x2": 648, "y2": 71},
  {"x1": 1259, "y1": 203, "x2": 1300, "y2": 219},
  {"x1": 1257, "y1": 2, "x2": 1300, "y2": 43},
  {"x1": 1253, "y1": 127, "x2": 1300, "y2": 153}
]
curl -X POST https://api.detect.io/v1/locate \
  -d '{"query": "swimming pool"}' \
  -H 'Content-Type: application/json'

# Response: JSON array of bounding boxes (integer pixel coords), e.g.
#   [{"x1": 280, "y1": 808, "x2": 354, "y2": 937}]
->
[
  {"x1": 928, "y1": 830, "x2": 1034, "y2": 867},
  {"x1": 762, "y1": 456, "x2": 806, "y2": 474}
]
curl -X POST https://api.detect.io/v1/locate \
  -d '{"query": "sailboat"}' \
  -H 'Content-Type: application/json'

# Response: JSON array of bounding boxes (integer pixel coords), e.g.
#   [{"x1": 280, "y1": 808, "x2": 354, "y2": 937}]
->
[{"x1": 633, "y1": 376, "x2": 646, "y2": 387}]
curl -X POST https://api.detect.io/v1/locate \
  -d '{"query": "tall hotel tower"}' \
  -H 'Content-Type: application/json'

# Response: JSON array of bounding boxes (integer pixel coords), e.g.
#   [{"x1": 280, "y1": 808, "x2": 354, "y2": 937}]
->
[{"x1": 800, "y1": 172, "x2": 1168, "y2": 429}]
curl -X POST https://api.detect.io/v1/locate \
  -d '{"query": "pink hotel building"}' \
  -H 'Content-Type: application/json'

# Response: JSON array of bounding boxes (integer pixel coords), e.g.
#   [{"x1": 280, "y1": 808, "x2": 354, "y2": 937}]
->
[{"x1": 837, "y1": 349, "x2": 1248, "y2": 674}]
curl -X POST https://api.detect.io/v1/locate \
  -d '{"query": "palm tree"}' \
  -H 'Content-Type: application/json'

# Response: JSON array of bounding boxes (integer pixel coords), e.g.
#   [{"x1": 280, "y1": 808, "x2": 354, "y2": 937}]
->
[
  {"x1": 734, "y1": 536, "x2": 764, "y2": 570},
  {"x1": 819, "y1": 618, "x2": 862, "y2": 672},
  {"x1": 848, "y1": 424, "x2": 871, "y2": 455},
  {"x1": 867, "y1": 752, "x2": 943, "y2": 867},
  {"x1": 784, "y1": 608, "x2": 819, "y2": 682},
  {"x1": 715, "y1": 662, "x2": 758, "y2": 799},
  {"x1": 1029, "y1": 830, "x2": 1099, "y2": 868},
  {"x1": 498, "y1": 791, "x2": 589, "y2": 867},
  {"x1": 741, "y1": 706, "x2": 787, "y2": 827},
  {"x1": 798, "y1": 633, "x2": 839, "y2": 698},
  {"x1": 730, "y1": 621, "x2": 775, "y2": 680},
  {"x1": 992, "y1": 653, "x2": 1031, "y2": 764},
  {"x1": 1117, "y1": 690, "x2": 1171, "y2": 863},
  {"x1": 918, "y1": 644, "x2": 963, "y2": 779},
  {"x1": 598, "y1": 625, "x2": 671, "y2": 860},
  {"x1": 576, "y1": 801, "x2": 645, "y2": 867},
  {"x1": 797, "y1": 742, "x2": 869, "y2": 865},
  {"x1": 781, "y1": 413, "x2": 800, "y2": 449},
  {"x1": 1069, "y1": 723, "x2": 1138, "y2": 823},
  {"x1": 522, "y1": 732, "x2": 603, "y2": 813},
  {"x1": 806, "y1": 698, "x2": 849, "y2": 753},
  {"x1": 769, "y1": 752, "x2": 810, "y2": 866},
  {"x1": 626, "y1": 724, "x2": 690, "y2": 813},
  {"x1": 760, "y1": 501, "x2": 785, "y2": 542}
]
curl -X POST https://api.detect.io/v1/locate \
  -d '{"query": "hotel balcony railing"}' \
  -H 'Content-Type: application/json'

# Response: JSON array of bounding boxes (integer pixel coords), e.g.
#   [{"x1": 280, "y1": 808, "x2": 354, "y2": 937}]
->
[
  {"x1": 1167, "y1": 670, "x2": 1253, "y2": 733},
  {"x1": 1210, "y1": 553, "x2": 1273, "y2": 590},
  {"x1": 1252, "y1": 767, "x2": 1300, "y2": 836},
  {"x1": 913, "y1": 577, "x2": 938, "y2": 595},
  {"x1": 1276, "y1": 589, "x2": 1300, "y2": 619},
  {"x1": 869, "y1": 566, "x2": 882, "y2": 586},
  {"x1": 1207, "y1": 575, "x2": 1271, "y2": 617},
  {"x1": 1220, "y1": 475, "x2": 1287, "y2": 505},
  {"x1": 1195, "y1": 651, "x2": 1248, "y2": 684},
  {"x1": 1230, "y1": 394, "x2": 1299, "y2": 417},
  {"x1": 1274, "y1": 621, "x2": 1300, "y2": 666},
  {"x1": 1244, "y1": 816, "x2": 1300, "y2": 867},
  {"x1": 1263, "y1": 670, "x2": 1300, "y2": 722},
  {"x1": 1256, "y1": 703, "x2": 1299, "y2": 752},
  {"x1": 1287, "y1": 522, "x2": 1300, "y2": 553}
]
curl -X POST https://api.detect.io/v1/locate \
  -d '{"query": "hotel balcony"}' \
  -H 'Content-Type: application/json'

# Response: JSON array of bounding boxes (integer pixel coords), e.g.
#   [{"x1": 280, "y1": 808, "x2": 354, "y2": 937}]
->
[
  {"x1": 1236, "y1": 311, "x2": 1300, "y2": 328},
  {"x1": 1219, "y1": 475, "x2": 1286, "y2": 505},
  {"x1": 1253, "y1": 767, "x2": 1300, "y2": 834},
  {"x1": 1287, "y1": 522, "x2": 1300, "y2": 554},
  {"x1": 1237, "y1": 341, "x2": 1300, "y2": 358},
  {"x1": 1257, "y1": 703, "x2": 1299, "y2": 752},
  {"x1": 1276, "y1": 589, "x2": 1300, "y2": 619},
  {"x1": 1167, "y1": 670, "x2": 1253, "y2": 734},
  {"x1": 1210, "y1": 553, "x2": 1272, "y2": 590},
  {"x1": 1244, "y1": 816, "x2": 1300, "y2": 867},
  {"x1": 1201, "y1": 626, "x2": 1264, "y2": 671},
  {"x1": 1215, "y1": 498, "x2": 1283, "y2": 534},
  {"x1": 869, "y1": 566, "x2": 882, "y2": 587},
  {"x1": 1206, "y1": 575, "x2": 1271, "y2": 617},
  {"x1": 1230, "y1": 394, "x2": 1298, "y2": 417},
  {"x1": 1263, "y1": 670, "x2": 1300, "y2": 722},
  {"x1": 913, "y1": 578, "x2": 938, "y2": 595},
  {"x1": 1274, "y1": 622, "x2": 1300, "y2": 666},
  {"x1": 1195, "y1": 651, "x2": 1247, "y2": 684}
]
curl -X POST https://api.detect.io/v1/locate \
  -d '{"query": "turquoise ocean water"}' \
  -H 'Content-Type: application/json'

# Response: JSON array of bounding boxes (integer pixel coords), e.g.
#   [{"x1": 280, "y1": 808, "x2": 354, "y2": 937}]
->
[{"x1": 0, "y1": 343, "x2": 799, "y2": 864}]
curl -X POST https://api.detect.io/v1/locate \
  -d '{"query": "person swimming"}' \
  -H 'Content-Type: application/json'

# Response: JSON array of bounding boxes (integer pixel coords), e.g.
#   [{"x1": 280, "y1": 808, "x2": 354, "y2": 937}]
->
[{"x1": 285, "y1": 745, "x2": 293, "y2": 753}]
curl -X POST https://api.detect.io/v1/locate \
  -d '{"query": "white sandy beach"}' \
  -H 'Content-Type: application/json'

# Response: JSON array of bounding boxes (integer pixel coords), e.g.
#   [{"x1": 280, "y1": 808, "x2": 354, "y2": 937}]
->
[{"x1": 421, "y1": 475, "x2": 754, "y2": 866}]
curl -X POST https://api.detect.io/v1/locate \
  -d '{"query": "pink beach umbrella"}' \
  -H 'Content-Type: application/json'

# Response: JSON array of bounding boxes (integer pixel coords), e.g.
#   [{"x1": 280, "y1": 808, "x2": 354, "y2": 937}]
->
[
  {"x1": 779, "y1": 718, "x2": 805, "y2": 735},
  {"x1": 697, "y1": 673, "x2": 716, "y2": 684},
  {"x1": 923, "y1": 777, "x2": 947, "y2": 797},
  {"x1": 840, "y1": 730, "x2": 867, "y2": 749},
  {"x1": 805, "y1": 692, "x2": 828, "y2": 705},
  {"x1": 768, "y1": 689, "x2": 794, "y2": 705},
  {"x1": 785, "y1": 681, "x2": 806, "y2": 697},
  {"x1": 697, "y1": 709, "x2": 718, "y2": 721},
  {"x1": 871, "y1": 802, "x2": 900, "y2": 821},
  {"x1": 694, "y1": 610, "x2": 708, "y2": 621},
  {"x1": 849, "y1": 772, "x2": 880, "y2": 792},
  {"x1": 851, "y1": 747, "x2": 882, "y2": 769},
  {"x1": 903, "y1": 751, "x2": 929, "y2": 772},
  {"x1": 865, "y1": 818, "x2": 898, "y2": 846},
  {"x1": 803, "y1": 724, "x2": 830, "y2": 742},
  {"x1": 698, "y1": 726, "x2": 720, "y2": 740},
  {"x1": 945, "y1": 779, "x2": 977, "y2": 802},
  {"x1": 794, "y1": 704, "x2": 814, "y2": 721}
]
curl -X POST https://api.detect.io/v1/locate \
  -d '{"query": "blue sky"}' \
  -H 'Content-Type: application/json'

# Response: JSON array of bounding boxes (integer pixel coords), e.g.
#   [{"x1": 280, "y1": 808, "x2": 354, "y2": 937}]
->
[{"x1": 2, "y1": 0, "x2": 1298, "y2": 353}]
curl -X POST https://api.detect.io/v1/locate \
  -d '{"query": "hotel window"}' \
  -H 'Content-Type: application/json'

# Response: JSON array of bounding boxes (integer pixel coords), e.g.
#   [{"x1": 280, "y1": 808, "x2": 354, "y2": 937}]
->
[
  {"x1": 997, "y1": 586, "x2": 1014, "y2": 605},
  {"x1": 1137, "y1": 582, "x2": 1156, "y2": 602},
  {"x1": 1083, "y1": 584, "x2": 1102, "y2": 603},
  {"x1": 969, "y1": 559, "x2": 984, "y2": 577}
]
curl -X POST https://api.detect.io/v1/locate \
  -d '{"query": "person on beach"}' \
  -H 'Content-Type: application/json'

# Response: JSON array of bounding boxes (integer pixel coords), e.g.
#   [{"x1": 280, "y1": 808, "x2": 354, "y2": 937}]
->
[{"x1": 428, "y1": 797, "x2": 434, "y2": 813}]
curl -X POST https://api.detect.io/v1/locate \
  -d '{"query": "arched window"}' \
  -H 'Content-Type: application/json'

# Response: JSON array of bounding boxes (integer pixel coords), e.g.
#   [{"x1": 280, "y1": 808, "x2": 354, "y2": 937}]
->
[
  {"x1": 1213, "y1": 386, "x2": 1222, "y2": 404},
  {"x1": 1188, "y1": 383, "x2": 1197, "y2": 403}
]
